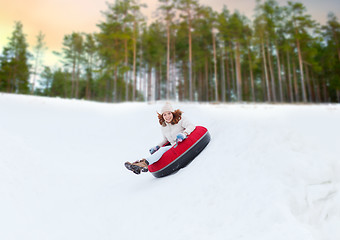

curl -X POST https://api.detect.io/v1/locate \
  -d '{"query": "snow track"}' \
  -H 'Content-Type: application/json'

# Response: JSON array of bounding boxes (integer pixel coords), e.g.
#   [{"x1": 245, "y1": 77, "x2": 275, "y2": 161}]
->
[{"x1": 1, "y1": 93, "x2": 339, "y2": 240}]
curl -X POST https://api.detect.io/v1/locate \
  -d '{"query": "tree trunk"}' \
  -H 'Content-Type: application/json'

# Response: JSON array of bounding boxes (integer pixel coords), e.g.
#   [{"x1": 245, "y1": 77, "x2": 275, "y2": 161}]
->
[
  {"x1": 105, "y1": 74, "x2": 110, "y2": 102},
  {"x1": 229, "y1": 42, "x2": 235, "y2": 99},
  {"x1": 212, "y1": 31, "x2": 218, "y2": 102},
  {"x1": 86, "y1": 72, "x2": 90, "y2": 100},
  {"x1": 225, "y1": 44, "x2": 231, "y2": 101},
  {"x1": 221, "y1": 47, "x2": 226, "y2": 102},
  {"x1": 171, "y1": 39, "x2": 176, "y2": 100},
  {"x1": 266, "y1": 39, "x2": 276, "y2": 102},
  {"x1": 243, "y1": 68, "x2": 248, "y2": 101},
  {"x1": 311, "y1": 70, "x2": 321, "y2": 103},
  {"x1": 124, "y1": 39, "x2": 129, "y2": 101},
  {"x1": 144, "y1": 65, "x2": 147, "y2": 101},
  {"x1": 235, "y1": 41, "x2": 242, "y2": 101},
  {"x1": 86, "y1": 51, "x2": 93, "y2": 100},
  {"x1": 205, "y1": 56, "x2": 209, "y2": 101},
  {"x1": 280, "y1": 53, "x2": 287, "y2": 102},
  {"x1": 286, "y1": 50, "x2": 293, "y2": 102},
  {"x1": 147, "y1": 64, "x2": 152, "y2": 101},
  {"x1": 304, "y1": 63, "x2": 313, "y2": 102},
  {"x1": 71, "y1": 58, "x2": 76, "y2": 98},
  {"x1": 180, "y1": 62, "x2": 187, "y2": 101},
  {"x1": 198, "y1": 70, "x2": 202, "y2": 101},
  {"x1": 261, "y1": 67, "x2": 266, "y2": 101},
  {"x1": 295, "y1": 36, "x2": 307, "y2": 102},
  {"x1": 193, "y1": 62, "x2": 197, "y2": 101},
  {"x1": 188, "y1": 10, "x2": 193, "y2": 101},
  {"x1": 155, "y1": 62, "x2": 161, "y2": 100},
  {"x1": 75, "y1": 63, "x2": 80, "y2": 99},
  {"x1": 63, "y1": 73, "x2": 67, "y2": 98},
  {"x1": 114, "y1": 65, "x2": 118, "y2": 102},
  {"x1": 166, "y1": 21, "x2": 170, "y2": 100},
  {"x1": 292, "y1": 60, "x2": 300, "y2": 102},
  {"x1": 7, "y1": 68, "x2": 12, "y2": 93},
  {"x1": 138, "y1": 44, "x2": 143, "y2": 101},
  {"x1": 31, "y1": 49, "x2": 40, "y2": 94},
  {"x1": 248, "y1": 47, "x2": 255, "y2": 102},
  {"x1": 132, "y1": 21, "x2": 137, "y2": 101},
  {"x1": 322, "y1": 80, "x2": 326, "y2": 102},
  {"x1": 261, "y1": 39, "x2": 271, "y2": 102},
  {"x1": 275, "y1": 42, "x2": 283, "y2": 102}
]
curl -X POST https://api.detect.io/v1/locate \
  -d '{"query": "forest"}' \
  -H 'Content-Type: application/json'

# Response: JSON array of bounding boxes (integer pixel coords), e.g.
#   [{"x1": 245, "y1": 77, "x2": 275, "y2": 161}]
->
[{"x1": 0, "y1": 0, "x2": 340, "y2": 103}]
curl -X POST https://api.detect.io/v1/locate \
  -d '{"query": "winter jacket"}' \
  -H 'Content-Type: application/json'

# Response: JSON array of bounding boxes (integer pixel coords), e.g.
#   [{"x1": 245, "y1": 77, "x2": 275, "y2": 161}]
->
[{"x1": 157, "y1": 117, "x2": 196, "y2": 147}]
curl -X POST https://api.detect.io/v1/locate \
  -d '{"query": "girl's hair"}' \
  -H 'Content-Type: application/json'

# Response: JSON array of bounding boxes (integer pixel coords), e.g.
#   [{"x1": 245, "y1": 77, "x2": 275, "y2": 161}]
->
[{"x1": 158, "y1": 109, "x2": 183, "y2": 126}]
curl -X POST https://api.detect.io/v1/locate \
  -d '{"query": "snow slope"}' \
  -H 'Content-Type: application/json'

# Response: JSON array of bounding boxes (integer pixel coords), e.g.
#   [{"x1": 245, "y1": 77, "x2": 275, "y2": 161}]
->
[{"x1": 1, "y1": 93, "x2": 339, "y2": 240}]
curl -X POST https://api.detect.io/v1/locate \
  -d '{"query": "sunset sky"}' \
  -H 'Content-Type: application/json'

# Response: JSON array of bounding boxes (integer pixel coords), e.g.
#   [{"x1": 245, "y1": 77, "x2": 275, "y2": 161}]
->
[{"x1": 1, "y1": 0, "x2": 339, "y2": 67}]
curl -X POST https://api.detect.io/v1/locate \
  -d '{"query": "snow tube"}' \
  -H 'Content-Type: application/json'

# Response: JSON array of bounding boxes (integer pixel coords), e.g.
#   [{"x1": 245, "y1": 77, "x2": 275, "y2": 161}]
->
[{"x1": 148, "y1": 126, "x2": 211, "y2": 178}]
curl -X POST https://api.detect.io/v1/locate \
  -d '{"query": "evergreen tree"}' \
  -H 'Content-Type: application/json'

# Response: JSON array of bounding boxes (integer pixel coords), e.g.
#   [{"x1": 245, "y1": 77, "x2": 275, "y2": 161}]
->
[
  {"x1": 177, "y1": 0, "x2": 199, "y2": 101},
  {"x1": 84, "y1": 33, "x2": 97, "y2": 100},
  {"x1": 31, "y1": 31, "x2": 47, "y2": 94},
  {"x1": 228, "y1": 11, "x2": 247, "y2": 101},
  {"x1": 217, "y1": 6, "x2": 232, "y2": 101},
  {"x1": 97, "y1": 3, "x2": 129, "y2": 102},
  {"x1": 320, "y1": 13, "x2": 340, "y2": 101},
  {"x1": 158, "y1": 0, "x2": 176, "y2": 100},
  {"x1": 254, "y1": 13, "x2": 272, "y2": 102},
  {"x1": 130, "y1": 1, "x2": 146, "y2": 101},
  {"x1": 50, "y1": 69, "x2": 70, "y2": 97},
  {"x1": 38, "y1": 66, "x2": 53, "y2": 96},
  {"x1": 0, "y1": 21, "x2": 30, "y2": 93},
  {"x1": 3, "y1": 0, "x2": 338, "y2": 103},
  {"x1": 140, "y1": 22, "x2": 166, "y2": 100},
  {"x1": 286, "y1": 2, "x2": 317, "y2": 102}
]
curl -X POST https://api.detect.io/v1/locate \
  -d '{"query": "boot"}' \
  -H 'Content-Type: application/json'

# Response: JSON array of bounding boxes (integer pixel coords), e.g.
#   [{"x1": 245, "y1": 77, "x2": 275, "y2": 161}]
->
[
  {"x1": 132, "y1": 159, "x2": 149, "y2": 172},
  {"x1": 124, "y1": 159, "x2": 149, "y2": 174}
]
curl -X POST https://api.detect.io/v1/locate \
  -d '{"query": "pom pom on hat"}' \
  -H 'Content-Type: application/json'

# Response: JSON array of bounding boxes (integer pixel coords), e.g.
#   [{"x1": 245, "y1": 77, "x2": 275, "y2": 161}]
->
[{"x1": 161, "y1": 102, "x2": 174, "y2": 114}]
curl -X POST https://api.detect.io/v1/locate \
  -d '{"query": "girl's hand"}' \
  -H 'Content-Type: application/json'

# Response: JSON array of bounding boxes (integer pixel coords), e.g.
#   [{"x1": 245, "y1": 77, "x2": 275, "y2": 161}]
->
[
  {"x1": 149, "y1": 145, "x2": 160, "y2": 155},
  {"x1": 176, "y1": 133, "x2": 187, "y2": 143}
]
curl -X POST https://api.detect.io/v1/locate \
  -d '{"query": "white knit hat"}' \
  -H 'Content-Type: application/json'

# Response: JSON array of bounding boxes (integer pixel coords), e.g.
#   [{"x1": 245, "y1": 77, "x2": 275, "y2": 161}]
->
[{"x1": 161, "y1": 102, "x2": 174, "y2": 114}]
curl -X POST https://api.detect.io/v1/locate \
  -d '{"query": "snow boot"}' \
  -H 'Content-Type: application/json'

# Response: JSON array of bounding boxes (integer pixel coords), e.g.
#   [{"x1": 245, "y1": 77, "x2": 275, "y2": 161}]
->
[{"x1": 124, "y1": 159, "x2": 149, "y2": 174}]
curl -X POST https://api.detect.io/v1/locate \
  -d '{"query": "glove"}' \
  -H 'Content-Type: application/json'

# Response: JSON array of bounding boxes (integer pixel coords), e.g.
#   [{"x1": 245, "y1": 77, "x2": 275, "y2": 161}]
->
[
  {"x1": 176, "y1": 133, "x2": 187, "y2": 143},
  {"x1": 149, "y1": 145, "x2": 160, "y2": 155}
]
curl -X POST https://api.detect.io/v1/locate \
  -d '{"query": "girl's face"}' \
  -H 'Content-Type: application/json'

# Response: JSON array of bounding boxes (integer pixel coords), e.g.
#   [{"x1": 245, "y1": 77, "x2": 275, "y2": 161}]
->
[{"x1": 163, "y1": 111, "x2": 173, "y2": 123}]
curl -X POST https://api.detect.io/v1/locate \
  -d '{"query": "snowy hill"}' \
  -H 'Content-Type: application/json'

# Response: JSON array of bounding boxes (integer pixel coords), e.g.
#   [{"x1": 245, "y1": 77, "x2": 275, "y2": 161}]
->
[{"x1": 1, "y1": 93, "x2": 340, "y2": 240}]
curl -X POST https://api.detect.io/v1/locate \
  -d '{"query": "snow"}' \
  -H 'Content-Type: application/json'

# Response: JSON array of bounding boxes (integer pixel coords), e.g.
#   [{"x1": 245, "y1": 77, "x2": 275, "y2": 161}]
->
[{"x1": 1, "y1": 93, "x2": 339, "y2": 240}]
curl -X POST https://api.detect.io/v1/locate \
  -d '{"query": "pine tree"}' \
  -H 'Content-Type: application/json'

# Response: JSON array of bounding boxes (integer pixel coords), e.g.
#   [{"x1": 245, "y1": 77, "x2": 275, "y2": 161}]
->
[
  {"x1": 61, "y1": 32, "x2": 84, "y2": 98},
  {"x1": 177, "y1": 0, "x2": 199, "y2": 101},
  {"x1": 140, "y1": 22, "x2": 166, "y2": 101},
  {"x1": 96, "y1": 20, "x2": 125, "y2": 102},
  {"x1": 320, "y1": 13, "x2": 340, "y2": 102},
  {"x1": 31, "y1": 31, "x2": 47, "y2": 94},
  {"x1": 217, "y1": 6, "x2": 232, "y2": 101},
  {"x1": 84, "y1": 33, "x2": 96, "y2": 100},
  {"x1": 0, "y1": 21, "x2": 30, "y2": 93},
  {"x1": 228, "y1": 11, "x2": 247, "y2": 101},
  {"x1": 39, "y1": 66, "x2": 53, "y2": 96},
  {"x1": 286, "y1": 2, "x2": 317, "y2": 102},
  {"x1": 158, "y1": 0, "x2": 176, "y2": 100},
  {"x1": 323, "y1": 13, "x2": 340, "y2": 63}
]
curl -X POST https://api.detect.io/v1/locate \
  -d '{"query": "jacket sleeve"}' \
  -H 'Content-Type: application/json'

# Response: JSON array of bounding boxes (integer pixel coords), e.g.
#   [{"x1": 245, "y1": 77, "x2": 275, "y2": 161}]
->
[
  {"x1": 181, "y1": 117, "x2": 196, "y2": 135},
  {"x1": 157, "y1": 136, "x2": 169, "y2": 148}
]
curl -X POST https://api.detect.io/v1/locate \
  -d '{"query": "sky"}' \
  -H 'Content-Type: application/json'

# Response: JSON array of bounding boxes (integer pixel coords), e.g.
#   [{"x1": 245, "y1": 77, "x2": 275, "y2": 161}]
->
[{"x1": 1, "y1": 0, "x2": 339, "y2": 67}]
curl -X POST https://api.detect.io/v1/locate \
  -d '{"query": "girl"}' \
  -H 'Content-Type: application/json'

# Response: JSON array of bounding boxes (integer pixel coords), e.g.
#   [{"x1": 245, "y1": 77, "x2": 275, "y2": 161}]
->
[{"x1": 125, "y1": 102, "x2": 196, "y2": 175}]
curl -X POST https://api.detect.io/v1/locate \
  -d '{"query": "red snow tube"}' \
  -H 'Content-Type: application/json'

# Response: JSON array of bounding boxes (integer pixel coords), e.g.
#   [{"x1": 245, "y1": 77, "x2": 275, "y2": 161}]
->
[{"x1": 148, "y1": 126, "x2": 211, "y2": 178}]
